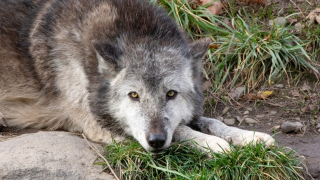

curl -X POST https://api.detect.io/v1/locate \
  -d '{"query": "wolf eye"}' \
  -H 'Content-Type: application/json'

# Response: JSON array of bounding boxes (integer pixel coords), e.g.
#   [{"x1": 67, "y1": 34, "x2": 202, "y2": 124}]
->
[
  {"x1": 129, "y1": 92, "x2": 139, "y2": 101},
  {"x1": 166, "y1": 90, "x2": 177, "y2": 100}
]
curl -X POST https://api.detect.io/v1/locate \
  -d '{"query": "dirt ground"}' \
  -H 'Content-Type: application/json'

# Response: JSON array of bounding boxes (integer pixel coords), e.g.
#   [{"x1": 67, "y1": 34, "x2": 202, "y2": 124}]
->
[
  {"x1": 206, "y1": 79, "x2": 320, "y2": 179},
  {"x1": 204, "y1": 1, "x2": 320, "y2": 179}
]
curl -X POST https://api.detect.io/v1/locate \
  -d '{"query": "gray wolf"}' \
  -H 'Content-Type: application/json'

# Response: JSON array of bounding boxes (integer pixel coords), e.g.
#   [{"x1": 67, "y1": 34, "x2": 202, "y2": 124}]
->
[{"x1": 0, "y1": 0, "x2": 274, "y2": 153}]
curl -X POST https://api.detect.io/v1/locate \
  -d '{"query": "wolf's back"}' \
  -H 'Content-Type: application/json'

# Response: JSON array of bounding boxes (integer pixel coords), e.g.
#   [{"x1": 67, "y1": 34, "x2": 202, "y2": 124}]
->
[{"x1": 0, "y1": 0, "x2": 193, "y2": 132}]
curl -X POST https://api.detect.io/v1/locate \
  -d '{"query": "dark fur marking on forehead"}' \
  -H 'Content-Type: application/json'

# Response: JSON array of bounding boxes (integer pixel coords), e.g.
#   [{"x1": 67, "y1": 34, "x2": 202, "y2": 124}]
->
[
  {"x1": 142, "y1": 74, "x2": 163, "y2": 93},
  {"x1": 110, "y1": 0, "x2": 187, "y2": 49}
]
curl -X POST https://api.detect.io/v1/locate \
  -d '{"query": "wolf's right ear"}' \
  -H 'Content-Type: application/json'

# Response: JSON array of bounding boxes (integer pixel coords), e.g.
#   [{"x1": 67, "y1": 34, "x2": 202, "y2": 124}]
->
[{"x1": 92, "y1": 40, "x2": 123, "y2": 77}]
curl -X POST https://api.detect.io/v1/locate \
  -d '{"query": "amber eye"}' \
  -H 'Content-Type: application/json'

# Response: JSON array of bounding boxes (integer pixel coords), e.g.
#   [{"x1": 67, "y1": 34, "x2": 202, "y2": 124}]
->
[
  {"x1": 166, "y1": 90, "x2": 177, "y2": 100},
  {"x1": 129, "y1": 92, "x2": 139, "y2": 101}
]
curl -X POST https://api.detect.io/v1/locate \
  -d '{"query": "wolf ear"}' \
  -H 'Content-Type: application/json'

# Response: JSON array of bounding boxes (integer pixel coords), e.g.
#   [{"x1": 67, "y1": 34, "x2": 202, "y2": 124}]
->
[
  {"x1": 92, "y1": 40, "x2": 123, "y2": 77},
  {"x1": 188, "y1": 38, "x2": 210, "y2": 78},
  {"x1": 189, "y1": 37, "x2": 210, "y2": 61}
]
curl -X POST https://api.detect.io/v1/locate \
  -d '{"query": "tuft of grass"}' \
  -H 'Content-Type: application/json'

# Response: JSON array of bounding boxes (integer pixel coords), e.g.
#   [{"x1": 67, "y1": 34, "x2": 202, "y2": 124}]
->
[
  {"x1": 100, "y1": 138, "x2": 306, "y2": 180},
  {"x1": 155, "y1": 0, "x2": 319, "y2": 91}
]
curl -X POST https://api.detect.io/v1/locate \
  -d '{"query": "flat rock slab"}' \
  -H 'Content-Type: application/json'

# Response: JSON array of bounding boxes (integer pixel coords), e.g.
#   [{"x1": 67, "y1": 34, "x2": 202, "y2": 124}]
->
[{"x1": 0, "y1": 131, "x2": 115, "y2": 180}]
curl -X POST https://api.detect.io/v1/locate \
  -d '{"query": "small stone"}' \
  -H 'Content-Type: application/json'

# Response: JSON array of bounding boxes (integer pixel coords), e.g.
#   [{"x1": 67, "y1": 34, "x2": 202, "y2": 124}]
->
[
  {"x1": 243, "y1": 111, "x2": 249, "y2": 115},
  {"x1": 235, "y1": 116, "x2": 241, "y2": 122},
  {"x1": 281, "y1": 121, "x2": 304, "y2": 133},
  {"x1": 315, "y1": 123, "x2": 320, "y2": 129},
  {"x1": 224, "y1": 118, "x2": 236, "y2": 126},
  {"x1": 294, "y1": 23, "x2": 304, "y2": 30},
  {"x1": 269, "y1": 111, "x2": 277, "y2": 115},
  {"x1": 222, "y1": 107, "x2": 230, "y2": 115},
  {"x1": 228, "y1": 87, "x2": 245, "y2": 100},
  {"x1": 309, "y1": 104, "x2": 315, "y2": 111},
  {"x1": 246, "y1": 108, "x2": 253, "y2": 111},
  {"x1": 222, "y1": 18, "x2": 230, "y2": 25},
  {"x1": 318, "y1": 129, "x2": 320, "y2": 133},
  {"x1": 271, "y1": 125, "x2": 281, "y2": 132},
  {"x1": 275, "y1": 84, "x2": 284, "y2": 88},
  {"x1": 294, "y1": 117, "x2": 301, "y2": 121},
  {"x1": 216, "y1": 116, "x2": 224, "y2": 121},
  {"x1": 256, "y1": 114, "x2": 265, "y2": 119},
  {"x1": 244, "y1": 117, "x2": 258, "y2": 124},
  {"x1": 269, "y1": 17, "x2": 287, "y2": 26},
  {"x1": 249, "y1": 124, "x2": 254, "y2": 127}
]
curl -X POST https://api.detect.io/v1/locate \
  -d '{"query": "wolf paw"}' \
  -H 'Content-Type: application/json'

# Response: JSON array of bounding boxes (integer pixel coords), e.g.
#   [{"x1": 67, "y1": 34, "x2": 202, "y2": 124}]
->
[
  {"x1": 196, "y1": 135, "x2": 230, "y2": 154},
  {"x1": 0, "y1": 112, "x2": 8, "y2": 129},
  {"x1": 226, "y1": 131, "x2": 274, "y2": 147}
]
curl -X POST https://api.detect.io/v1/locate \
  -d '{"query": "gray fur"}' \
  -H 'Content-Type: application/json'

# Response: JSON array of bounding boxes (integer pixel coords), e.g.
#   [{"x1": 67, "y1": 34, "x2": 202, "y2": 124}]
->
[{"x1": 0, "y1": 0, "x2": 274, "y2": 153}]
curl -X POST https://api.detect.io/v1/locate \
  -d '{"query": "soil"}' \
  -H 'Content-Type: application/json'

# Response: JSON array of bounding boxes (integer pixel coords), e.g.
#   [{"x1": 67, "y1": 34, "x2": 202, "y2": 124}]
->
[
  {"x1": 203, "y1": 1, "x2": 320, "y2": 179},
  {"x1": 206, "y1": 80, "x2": 320, "y2": 179}
]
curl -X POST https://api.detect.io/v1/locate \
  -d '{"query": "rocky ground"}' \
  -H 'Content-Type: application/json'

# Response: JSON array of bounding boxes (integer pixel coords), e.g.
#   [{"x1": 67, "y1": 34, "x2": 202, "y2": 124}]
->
[
  {"x1": 204, "y1": 81, "x2": 320, "y2": 179},
  {"x1": 202, "y1": 0, "x2": 320, "y2": 179}
]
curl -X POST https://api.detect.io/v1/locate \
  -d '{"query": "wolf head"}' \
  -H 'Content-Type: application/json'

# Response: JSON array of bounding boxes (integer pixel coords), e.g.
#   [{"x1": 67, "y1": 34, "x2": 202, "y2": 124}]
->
[
  {"x1": 93, "y1": 37, "x2": 209, "y2": 152},
  {"x1": 89, "y1": 0, "x2": 209, "y2": 152}
]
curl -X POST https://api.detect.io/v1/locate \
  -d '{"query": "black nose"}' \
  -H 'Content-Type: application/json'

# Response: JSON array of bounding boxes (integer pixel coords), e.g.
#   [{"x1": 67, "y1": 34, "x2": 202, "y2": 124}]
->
[{"x1": 147, "y1": 133, "x2": 166, "y2": 148}]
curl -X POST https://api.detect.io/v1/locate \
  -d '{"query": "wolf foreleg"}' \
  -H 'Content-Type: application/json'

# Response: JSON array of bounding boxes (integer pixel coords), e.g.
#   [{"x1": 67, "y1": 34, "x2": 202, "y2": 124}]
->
[
  {"x1": 196, "y1": 117, "x2": 275, "y2": 147},
  {"x1": 173, "y1": 125, "x2": 230, "y2": 153}
]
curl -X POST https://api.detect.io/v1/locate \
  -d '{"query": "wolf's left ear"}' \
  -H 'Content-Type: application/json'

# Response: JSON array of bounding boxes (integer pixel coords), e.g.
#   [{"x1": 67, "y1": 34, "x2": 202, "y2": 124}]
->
[
  {"x1": 92, "y1": 40, "x2": 123, "y2": 77},
  {"x1": 189, "y1": 37, "x2": 211, "y2": 61},
  {"x1": 188, "y1": 38, "x2": 210, "y2": 78}
]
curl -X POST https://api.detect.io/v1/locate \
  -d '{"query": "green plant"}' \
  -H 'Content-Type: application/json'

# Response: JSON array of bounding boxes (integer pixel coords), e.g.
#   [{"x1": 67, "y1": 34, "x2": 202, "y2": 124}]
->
[
  {"x1": 155, "y1": 0, "x2": 319, "y2": 91},
  {"x1": 100, "y1": 138, "x2": 306, "y2": 180}
]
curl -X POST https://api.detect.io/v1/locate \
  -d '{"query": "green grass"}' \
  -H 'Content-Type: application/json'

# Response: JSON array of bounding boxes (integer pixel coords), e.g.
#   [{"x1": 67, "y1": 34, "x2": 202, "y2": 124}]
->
[
  {"x1": 155, "y1": 0, "x2": 319, "y2": 91},
  {"x1": 100, "y1": 138, "x2": 305, "y2": 180}
]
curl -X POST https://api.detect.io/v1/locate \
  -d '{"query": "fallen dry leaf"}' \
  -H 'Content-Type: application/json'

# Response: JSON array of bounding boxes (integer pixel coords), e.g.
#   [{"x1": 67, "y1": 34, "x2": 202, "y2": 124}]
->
[
  {"x1": 209, "y1": 44, "x2": 219, "y2": 49},
  {"x1": 197, "y1": 0, "x2": 223, "y2": 15},
  {"x1": 201, "y1": 81, "x2": 212, "y2": 91},
  {"x1": 290, "y1": 89, "x2": 300, "y2": 97},
  {"x1": 301, "y1": 82, "x2": 311, "y2": 92},
  {"x1": 259, "y1": 90, "x2": 273, "y2": 99},
  {"x1": 306, "y1": 8, "x2": 320, "y2": 25},
  {"x1": 242, "y1": 90, "x2": 273, "y2": 101}
]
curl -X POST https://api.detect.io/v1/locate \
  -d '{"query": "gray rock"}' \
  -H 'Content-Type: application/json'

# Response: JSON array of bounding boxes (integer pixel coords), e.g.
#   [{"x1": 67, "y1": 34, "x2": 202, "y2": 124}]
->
[
  {"x1": 222, "y1": 107, "x2": 230, "y2": 115},
  {"x1": 216, "y1": 116, "x2": 224, "y2": 121},
  {"x1": 243, "y1": 111, "x2": 249, "y2": 115},
  {"x1": 235, "y1": 116, "x2": 241, "y2": 122},
  {"x1": 244, "y1": 118, "x2": 258, "y2": 124},
  {"x1": 0, "y1": 131, "x2": 115, "y2": 180},
  {"x1": 316, "y1": 123, "x2": 320, "y2": 129},
  {"x1": 224, "y1": 118, "x2": 236, "y2": 126},
  {"x1": 280, "y1": 121, "x2": 303, "y2": 133},
  {"x1": 275, "y1": 84, "x2": 284, "y2": 88},
  {"x1": 0, "y1": 112, "x2": 7, "y2": 128},
  {"x1": 256, "y1": 114, "x2": 265, "y2": 119},
  {"x1": 269, "y1": 111, "x2": 277, "y2": 115},
  {"x1": 269, "y1": 17, "x2": 287, "y2": 26},
  {"x1": 294, "y1": 117, "x2": 301, "y2": 121},
  {"x1": 246, "y1": 108, "x2": 253, "y2": 111},
  {"x1": 228, "y1": 87, "x2": 245, "y2": 100}
]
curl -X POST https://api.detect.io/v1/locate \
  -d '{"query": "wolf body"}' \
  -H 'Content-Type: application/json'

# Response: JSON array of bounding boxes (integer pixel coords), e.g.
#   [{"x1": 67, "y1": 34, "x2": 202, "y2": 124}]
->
[{"x1": 0, "y1": 0, "x2": 273, "y2": 152}]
